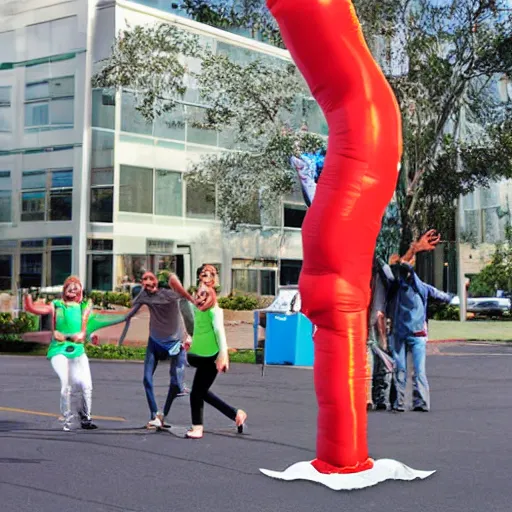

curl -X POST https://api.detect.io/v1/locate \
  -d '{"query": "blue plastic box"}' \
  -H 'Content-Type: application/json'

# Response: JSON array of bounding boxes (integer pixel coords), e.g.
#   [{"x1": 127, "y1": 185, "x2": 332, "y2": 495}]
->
[{"x1": 264, "y1": 312, "x2": 314, "y2": 366}]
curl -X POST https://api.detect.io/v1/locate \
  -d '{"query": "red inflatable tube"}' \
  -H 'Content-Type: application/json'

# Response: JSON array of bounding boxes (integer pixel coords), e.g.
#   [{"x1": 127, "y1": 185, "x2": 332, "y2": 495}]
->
[{"x1": 267, "y1": 0, "x2": 402, "y2": 473}]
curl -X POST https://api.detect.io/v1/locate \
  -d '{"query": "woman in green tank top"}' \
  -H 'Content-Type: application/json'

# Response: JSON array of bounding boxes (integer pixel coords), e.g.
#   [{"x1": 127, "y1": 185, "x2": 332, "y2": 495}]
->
[
  {"x1": 171, "y1": 265, "x2": 247, "y2": 439},
  {"x1": 24, "y1": 276, "x2": 129, "y2": 431}
]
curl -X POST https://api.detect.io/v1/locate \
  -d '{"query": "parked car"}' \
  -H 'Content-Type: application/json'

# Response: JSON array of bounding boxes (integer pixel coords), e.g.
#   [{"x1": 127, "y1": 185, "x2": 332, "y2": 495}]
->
[{"x1": 450, "y1": 296, "x2": 511, "y2": 317}]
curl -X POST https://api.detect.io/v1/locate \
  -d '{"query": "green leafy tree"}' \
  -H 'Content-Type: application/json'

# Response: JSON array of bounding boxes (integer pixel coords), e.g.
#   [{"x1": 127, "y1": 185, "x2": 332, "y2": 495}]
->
[
  {"x1": 386, "y1": 0, "x2": 512, "y2": 249},
  {"x1": 469, "y1": 226, "x2": 512, "y2": 297},
  {"x1": 93, "y1": 0, "x2": 512, "y2": 244}
]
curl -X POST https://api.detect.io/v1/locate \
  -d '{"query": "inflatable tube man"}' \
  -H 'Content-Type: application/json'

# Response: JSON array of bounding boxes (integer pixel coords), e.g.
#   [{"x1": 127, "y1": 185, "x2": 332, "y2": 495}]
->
[{"x1": 260, "y1": 0, "x2": 435, "y2": 489}]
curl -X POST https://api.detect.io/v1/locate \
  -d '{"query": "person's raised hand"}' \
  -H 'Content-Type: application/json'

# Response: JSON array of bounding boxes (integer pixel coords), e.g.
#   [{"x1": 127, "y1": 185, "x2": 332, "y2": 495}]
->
[{"x1": 415, "y1": 229, "x2": 441, "y2": 252}]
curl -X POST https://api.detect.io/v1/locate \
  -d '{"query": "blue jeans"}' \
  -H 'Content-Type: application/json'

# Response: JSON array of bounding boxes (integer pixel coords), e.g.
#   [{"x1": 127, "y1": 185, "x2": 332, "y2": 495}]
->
[
  {"x1": 143, "y1": 337, "x2": 186, "y2": 419},
  {"x1": 392, "y1": 335, "x2": 429, "y2": 411}
]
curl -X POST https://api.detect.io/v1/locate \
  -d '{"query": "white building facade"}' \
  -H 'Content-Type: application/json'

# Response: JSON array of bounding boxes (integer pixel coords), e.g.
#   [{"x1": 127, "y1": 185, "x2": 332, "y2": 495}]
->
[{"x1": 0, "y1": 0, "x2": 323, "y2": 294}]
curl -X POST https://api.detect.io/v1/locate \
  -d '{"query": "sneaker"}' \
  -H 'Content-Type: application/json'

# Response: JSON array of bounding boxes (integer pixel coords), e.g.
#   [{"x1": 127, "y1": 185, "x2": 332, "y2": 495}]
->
[
  {"x1": 146, "y1": 416, "x2": 163, "y2": 429},
  {"x1": 413, "y1": 406, "x2": 429, "y2": 412},
  {"x1": 81, "y1": 420, "x2": 98, "y2": 430},
  {"x1": 177, "y1": 387, "x2": 190, "y2": 397},
  {"x1": 63, "y1": 424, "x2": 71, "y2": 432},
  {"x1": 156, "y1": 413, "x2": 171, "y2": 429}
]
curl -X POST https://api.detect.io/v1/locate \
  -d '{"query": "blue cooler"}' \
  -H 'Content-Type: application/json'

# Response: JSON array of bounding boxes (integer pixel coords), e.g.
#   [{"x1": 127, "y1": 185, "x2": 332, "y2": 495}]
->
[{"x1": 265, "y1": 312, "x2": 314, "y2": 366}]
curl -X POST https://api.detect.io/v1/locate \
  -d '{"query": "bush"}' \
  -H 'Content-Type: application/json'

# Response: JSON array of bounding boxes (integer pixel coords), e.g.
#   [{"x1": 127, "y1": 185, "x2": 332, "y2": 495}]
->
[
  {"x1": 0, "y1": 312, "x2": 40, "y2": 334},
  {"x1": 428, "y1": 303, "x2": 460, "y2": 321},
  {"x1": 218, "y1": 294, "x2": 259, "y2": 311},
  {"x1": 87, "y1": 291, "x2": 131, "y2": 309},
  {"x1": 85, "y1": 343, "x2": 146, "y2": 360}
]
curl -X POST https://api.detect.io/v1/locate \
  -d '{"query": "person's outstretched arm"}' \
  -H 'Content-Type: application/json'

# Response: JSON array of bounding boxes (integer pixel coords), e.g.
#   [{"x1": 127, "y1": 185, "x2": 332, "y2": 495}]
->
[
  {"x1": 169, "y1": 274, "x2": 195, "y2": 303},
  {"x1": 117, "y1": 302, "x2": 142, "y2": 346},
  {"x1": 212, "y1": 306, "x2": 229, "y2": 372},
  {"x1": 24, "y1": 294, "x2": 53, "y2": 316}
]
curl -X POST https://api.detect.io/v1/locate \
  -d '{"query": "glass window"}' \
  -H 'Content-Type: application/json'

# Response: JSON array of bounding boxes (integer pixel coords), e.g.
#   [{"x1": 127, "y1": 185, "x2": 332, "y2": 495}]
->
[
  {"x1": 49, "y1": 190, "x2": 72, "y2": 221},
  {"x1": 90, "y1": 188, "x2": 113, "y2": 223},
  {"x1": 232, "y1": 269, "x2": 258, "y2": 294},
  {"x1": 49, "y1": 77, "x2": 75, "y2": 98},
  {"x1": 0, "y1": 171, "x2": 11, "y2": 223},
  {"x1": 51, "y1": 237, "x2": 72, "y2": 246},
  {"x1": 119, "y1": 165, "x2": 153, "y2": 214},
  {"x1": 186, "y1": 182, "x2": 215, "y2": 219},
  {"x1": 462, "y1": 192, "x2": 475, "y2": 210},
  {"x1": 155, "y1": 170, "x2": 183, "y2": 217},
  {"x1": 51, "y1": 250, "x2": 72, "y2": 285},
  {"x1": 25, "y1": 102, "x2": 49, "y2": 127},
  {"x1": 21, "y1": 239, "x2": 45, "y2": 248},
  {"x1": 92, "y1": 89, "x2": 115, "y2": 129},
  {"x1": 25, "y1": 77, "x2": 74, "y2": 129},
  {"x1": 20, "y1": 253, "x2": 43, "y2": 288},
  {"x1": 21, "y1": 191, "x2": 45, "y2": 221},
  {"x1": 91, "y1": 129, "x2": 115, "y2": 172},
  {"x1": 91, "y1": 168, "x2": 113, "y2": 187},
  {"x1": 22, "y1": 170, "x2": 46, "y2": 189},
  {"x1": 26, "y1": 82, "x2": 50, "y2": 100},
  {"x1": 186, "y1": 106, "x2": 217, "y2": 146},
  {"x1": 154, "y1": 104, "x2": 185, "y2": 140},
  {"x1": 51, "y1": 169, "x2": 73, "y2": 188},
  {"x1": 90, "y1": 254, "x2": 113, "y2": 291},
  {"x1": 284, "y1": 203, "x2": 307, "y2": 228},
  {"x1": 0, "y1": 255, "x2": 12, "y2": 290},
  {"x1": 0, "y1": 87, "x2": 11, "y2": 133},
  {"x1": 261, "y1": 270, "x2": 276, "y2": 296},
  {"x1": 0, "y1": 106, "x2": 11, "y2": 132},
  {"x1": 50, "y1": 98, "x2": 74, "y2": 125},
  {"x1": 88, "y1": 239, "x2": 113, "y2": 251},
  {"x1": 480, "y1": 184, "x2": 499, "y2": 208},
  {"x1": 121, "y1": 90, "x2": 152, "y2": 135},
  {"x1": 280, "y1": 259, "x2": 302, "y2": 286},
  {"x1": 0, "y1": 191, "x2": 11, "y2": 222},
  {"x1": 0, "y1": 87, "x2": 11, "y2": 104}
]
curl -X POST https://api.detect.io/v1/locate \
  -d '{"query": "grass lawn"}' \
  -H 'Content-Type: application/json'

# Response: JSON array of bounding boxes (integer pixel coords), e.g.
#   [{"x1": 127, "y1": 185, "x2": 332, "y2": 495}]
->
[{"x1": 429, "y1": 320, "x2": 512, "y2": 341}]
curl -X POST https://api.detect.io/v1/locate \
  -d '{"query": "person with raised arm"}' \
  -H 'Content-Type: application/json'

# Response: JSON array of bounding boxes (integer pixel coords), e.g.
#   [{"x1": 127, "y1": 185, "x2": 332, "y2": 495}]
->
[
  {"x1": 25, "y1": 276, "x2": 99, "y2": 431},
  {"x1": 118, "y1": 271, "x2": 194, "y2": 430}
]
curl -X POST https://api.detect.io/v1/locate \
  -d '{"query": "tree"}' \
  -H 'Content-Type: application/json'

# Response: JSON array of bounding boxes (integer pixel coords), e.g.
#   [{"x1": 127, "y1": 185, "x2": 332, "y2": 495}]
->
[
  {"x1": 93, "y1": 0, "x2": 512, "y2": 245},
  {"x1": 468, "y1": 226, "x2": 512, "y2": 297},
  {"x1": 385, "y1": 0, "x2": 512, "y2": 250}
]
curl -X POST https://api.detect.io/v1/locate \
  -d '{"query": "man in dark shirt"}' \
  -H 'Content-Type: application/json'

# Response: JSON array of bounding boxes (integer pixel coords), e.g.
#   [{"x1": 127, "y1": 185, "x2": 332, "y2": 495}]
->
[{"x1": 119, "y1": 271, "x2": 193, "y2": 429}]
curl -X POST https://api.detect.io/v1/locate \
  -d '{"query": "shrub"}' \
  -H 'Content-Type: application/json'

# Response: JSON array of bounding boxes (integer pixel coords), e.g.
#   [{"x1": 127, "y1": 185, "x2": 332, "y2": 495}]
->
[
  {"x1": 85, "y1": 344, "x2": 147, "y2": 360},
  {"x1": 0, "y1": 312, "x2": 40, "y2": 334},
  {"x1": 87, "y1": 291, "x2": 131, "y2": 309},
  {"x1": 218, "y1": 294, "x2": 258, "y2": 311},
  {"x1": 429, "y1": 303, "x2": 460, "y2": 321}
]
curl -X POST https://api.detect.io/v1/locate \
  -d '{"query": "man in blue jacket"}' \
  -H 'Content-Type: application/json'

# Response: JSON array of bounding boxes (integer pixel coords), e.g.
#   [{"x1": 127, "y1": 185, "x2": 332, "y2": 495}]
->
[{"x1": 388, "y1": 259, "x2": 453, "y2": 412}]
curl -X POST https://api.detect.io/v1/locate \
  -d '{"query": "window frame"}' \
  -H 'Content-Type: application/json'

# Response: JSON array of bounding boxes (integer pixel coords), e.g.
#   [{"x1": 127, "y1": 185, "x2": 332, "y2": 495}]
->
[
  {"x1": 0, "y1": 170, "x2": 12, "y2": 223},
  {"x1": 231, "y1": 259, "x2": 278, "y2": 296},
  {"x1": 0, "y1": 86, "x2": 12, "y2": 133},
  {"x1": 24, "y1": 76, "x2": 75, "y2": 131},
  {"x1": 20, "y1": 168, "x2": 73, "y2": 222},
  {"x1": 90, "y1": 129, "x2": 115, "y2": 223},
  {"x1": 283, "y1": 201, "x2": 307, "y2": 229}
]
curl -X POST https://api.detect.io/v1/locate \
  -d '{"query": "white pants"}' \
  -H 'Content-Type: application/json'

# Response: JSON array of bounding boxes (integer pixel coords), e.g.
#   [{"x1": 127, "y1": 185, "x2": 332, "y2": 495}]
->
[{"x1": 51, "y1": 354, "x2": 93, "y2": 425}]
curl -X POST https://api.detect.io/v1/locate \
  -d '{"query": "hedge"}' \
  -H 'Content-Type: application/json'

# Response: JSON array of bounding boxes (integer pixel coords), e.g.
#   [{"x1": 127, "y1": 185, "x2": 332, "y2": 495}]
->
[{"x1": 0, "y1": 312, "x2": 40, "y2": 335}]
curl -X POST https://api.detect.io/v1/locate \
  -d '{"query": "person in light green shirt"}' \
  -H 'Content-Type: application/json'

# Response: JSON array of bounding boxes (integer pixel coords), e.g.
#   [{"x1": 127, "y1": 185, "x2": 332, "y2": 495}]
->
[
  {"x1": 24, "y1": 276, "x2": 129, "y2": 431},
  {"x1": 171, "y1": 265, "x2": 247, "y2": 439}
]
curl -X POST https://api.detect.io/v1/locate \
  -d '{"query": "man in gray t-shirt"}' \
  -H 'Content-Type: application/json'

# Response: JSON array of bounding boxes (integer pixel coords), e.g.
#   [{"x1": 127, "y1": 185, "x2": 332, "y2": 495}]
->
[{"x1": 119, "y1": 272, "x2": 192, "y2": 430}]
